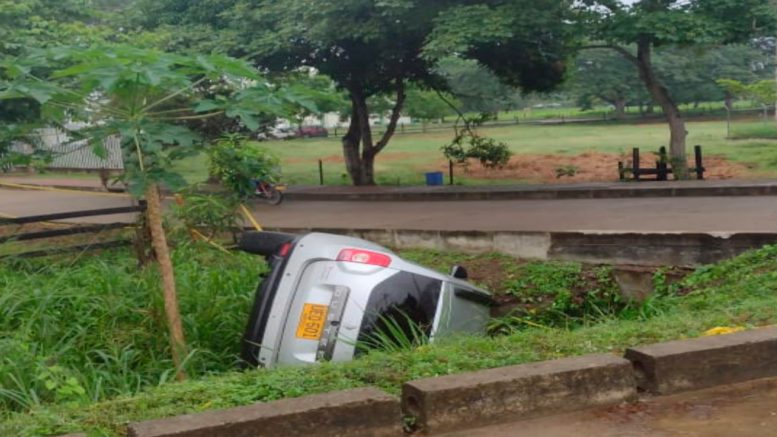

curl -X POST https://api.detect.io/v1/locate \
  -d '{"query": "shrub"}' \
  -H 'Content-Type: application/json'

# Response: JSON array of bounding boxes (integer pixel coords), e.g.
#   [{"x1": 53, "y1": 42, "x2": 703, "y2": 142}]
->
[
  {"x1": 207, "y1": 134, "x2": 280, "y2": 199},
  {"x1": 172, "y1": 191, "x2": 242, "y2": 240},
  {"x1": 442, "y1": 133, "x2": 512, "y2": 169}
]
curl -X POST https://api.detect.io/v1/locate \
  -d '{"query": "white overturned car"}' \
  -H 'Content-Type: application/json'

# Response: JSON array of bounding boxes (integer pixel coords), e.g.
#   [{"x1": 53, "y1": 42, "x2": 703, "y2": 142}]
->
[{"x1": 238, "y1": 232, "x2": 494, "y2": 368}]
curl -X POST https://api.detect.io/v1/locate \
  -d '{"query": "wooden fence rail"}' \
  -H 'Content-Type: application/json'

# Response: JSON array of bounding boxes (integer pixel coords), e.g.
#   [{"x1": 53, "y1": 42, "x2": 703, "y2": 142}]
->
[{"x1": 0, "y1": 202, "x2": 146, "y2": 259}]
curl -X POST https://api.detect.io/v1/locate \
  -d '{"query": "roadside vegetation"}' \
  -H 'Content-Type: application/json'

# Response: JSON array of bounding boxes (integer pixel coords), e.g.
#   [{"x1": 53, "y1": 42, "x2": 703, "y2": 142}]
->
[{"x1": 3, "y1": 243, "x2": 777, "y2": 436}]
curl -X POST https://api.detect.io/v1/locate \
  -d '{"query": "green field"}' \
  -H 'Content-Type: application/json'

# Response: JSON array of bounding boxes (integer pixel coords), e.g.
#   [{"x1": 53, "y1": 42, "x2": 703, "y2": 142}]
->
[{"x1": 173, "y1": 118, "x2": 777, "y2": 186}]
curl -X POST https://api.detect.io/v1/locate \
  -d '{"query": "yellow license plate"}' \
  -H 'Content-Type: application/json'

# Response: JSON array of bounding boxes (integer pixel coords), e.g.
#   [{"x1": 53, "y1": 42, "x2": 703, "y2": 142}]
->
[
  {"x1": 296, "y1": 303, "x2": 329, "y2": 340},
  {"x1": 276, "y1": 184, "x2": 288, "y2": 192}
]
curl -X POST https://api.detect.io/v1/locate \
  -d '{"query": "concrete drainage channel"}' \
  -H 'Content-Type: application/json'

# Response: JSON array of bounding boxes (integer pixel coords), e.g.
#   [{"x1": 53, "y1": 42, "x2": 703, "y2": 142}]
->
[{"x1": 60, "y1": 326, "x2": 777, "y2": 437}]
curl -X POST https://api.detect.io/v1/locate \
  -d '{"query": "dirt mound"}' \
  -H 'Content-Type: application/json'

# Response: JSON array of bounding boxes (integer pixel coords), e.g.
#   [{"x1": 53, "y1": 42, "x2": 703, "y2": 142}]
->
[{"x1": 442, "y1": 151, "x2": 752, "y2": 184}]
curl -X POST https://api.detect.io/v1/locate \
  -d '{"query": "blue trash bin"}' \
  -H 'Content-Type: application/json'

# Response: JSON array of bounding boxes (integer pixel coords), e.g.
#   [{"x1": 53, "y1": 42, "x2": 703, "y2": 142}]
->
[{"x1": 425, "y1": 171, "x2": 444, "y2": 186}]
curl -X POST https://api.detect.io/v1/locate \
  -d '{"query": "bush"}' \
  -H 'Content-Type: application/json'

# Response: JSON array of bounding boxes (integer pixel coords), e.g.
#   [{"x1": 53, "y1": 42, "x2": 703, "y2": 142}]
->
[
  {"x1": 442, "y1": 133, "x2": 512, "y2": 169},
  {"x1": 172, "y1": 191, "x2": 241, "y2": 240},
  {"x1": 207, "y1": 134, "x2": 280, "y2": 199}
]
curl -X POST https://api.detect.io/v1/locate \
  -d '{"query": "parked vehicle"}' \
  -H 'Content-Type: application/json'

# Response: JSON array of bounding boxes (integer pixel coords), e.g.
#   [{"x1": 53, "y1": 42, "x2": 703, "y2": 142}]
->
[
  {"x1": 238, "y1": 231, "x2": 494, "y2": 368},
  {"x1": 253, "y1": 180, "x2": 285, "y2": 205},
  {"x1": 257, "y1": 126, "x2": 298, "y2": 141},
  {"x1": 297, "y1": 126, "x2": 329, "y2": 138}
]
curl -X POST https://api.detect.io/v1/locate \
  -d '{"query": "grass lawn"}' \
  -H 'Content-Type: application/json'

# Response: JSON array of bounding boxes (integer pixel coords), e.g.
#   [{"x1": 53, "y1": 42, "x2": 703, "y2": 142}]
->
[
  {"x1": 3, "y1": 242, "x2": 777, "y2": 436},
  {"x1": 173, "y1": 118, "x2": 777, "y2": 186},
  {"x1": 730, "y1": 121, "x2": 777, "y2": 140}
]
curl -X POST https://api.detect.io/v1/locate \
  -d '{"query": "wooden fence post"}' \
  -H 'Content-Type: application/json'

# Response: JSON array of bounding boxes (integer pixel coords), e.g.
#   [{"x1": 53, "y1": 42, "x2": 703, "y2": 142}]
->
[{"x1": 632, "y1": 148, "x2": 640, "y2": 181}]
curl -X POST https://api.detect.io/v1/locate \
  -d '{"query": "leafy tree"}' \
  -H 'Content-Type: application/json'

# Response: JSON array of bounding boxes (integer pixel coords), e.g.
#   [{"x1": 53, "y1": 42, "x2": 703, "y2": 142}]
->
[
  {"x1": 656, "y1": 44, "x2": 769, "y2": 109},
  {"x1": 0, "y1": 45, "x2": 307, "y2": 378},
  {"x1": 568, "y1": 48, "x2": 646, "y2": 119},
  {"x1": 137, "y1": 0, "x2": 575, "y2": 185},
  {"x1": 581, "y1": 0, "x2": 776, "y2": 177},
  {"x1": 0, "y1": 0, "x2": 110, "y2": 124},
  {"x1": 278, "y1": 71, "x2": 349, "y2": 128},
  {"x1": 403, "y1": 87, "x2": 455, "y2": 124},
  {"x1": 436, "y1": 57, "x2": 524, "y2": 116},
  {"x1": 569, "y1": 44, "x2": 769, "y2": 117},
  {"x1": 717, "y1": 78, "x2": 777, "y2": 114}
]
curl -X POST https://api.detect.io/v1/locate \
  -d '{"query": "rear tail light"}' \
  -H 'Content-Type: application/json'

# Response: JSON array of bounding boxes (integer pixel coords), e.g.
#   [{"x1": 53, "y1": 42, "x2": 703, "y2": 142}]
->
[
  {"x1": 278, "y1": 242, "x2": 292, "y2": 257},
  {"x1": 337, "y1": 248, "x2": 392, "y2": 267}
]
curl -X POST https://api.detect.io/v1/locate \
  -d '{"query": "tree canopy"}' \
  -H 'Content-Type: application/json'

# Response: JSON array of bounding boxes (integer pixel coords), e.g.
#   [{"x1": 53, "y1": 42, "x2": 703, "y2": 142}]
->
[
  {"x1": 580, "y1": 0, "x2": 777, "y2": 176},
  {"x1": 135, "y1": 0, "x2": 576, "y2": 185}
]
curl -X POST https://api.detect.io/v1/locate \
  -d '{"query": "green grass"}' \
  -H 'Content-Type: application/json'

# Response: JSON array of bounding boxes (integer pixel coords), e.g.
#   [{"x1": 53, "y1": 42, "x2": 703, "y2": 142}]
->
[
  {"x1": 730, "y1": 121, "x2": 777, "y2": 140},
  {"x1": 0, "y1": 244, "x2": 265, "y2": 413},
  {"x1": 3, "y1": 243, "x2": 777, "y2": 436},
  {"x1": 172, "y1": 119, "x2": 777, "y2": 186}
]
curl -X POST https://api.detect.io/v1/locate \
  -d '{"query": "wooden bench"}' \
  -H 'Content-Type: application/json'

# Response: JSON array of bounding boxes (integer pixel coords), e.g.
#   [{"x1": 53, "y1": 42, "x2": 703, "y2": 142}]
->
[{"x1": 619, "y1": 145, "x2": 705, "y2": 181}]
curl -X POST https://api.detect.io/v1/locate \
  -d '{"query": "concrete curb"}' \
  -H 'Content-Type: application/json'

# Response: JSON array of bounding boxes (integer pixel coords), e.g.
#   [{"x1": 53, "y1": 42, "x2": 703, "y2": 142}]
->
[
  {"x1": 284, "y1": 183, "x2": 777, "y2": 202},
  {"x1": 268, "y1": 227, "x2": 777, "y2": 267},
  {"x1": 625, "y1": 326, "x2": 777, "y2": 395},
  {"x1": 402, "y1": 354, "x2": 636, "y2": 434},
  {"x1": 6, "y1": 180, "x2": 777, "y2": 201},
  {"x1": 400, "y1": 327, "x2": 777, "y2": 434},
  {"x1": 126, "y1": 388, "x2": 401, "y2": 437}
]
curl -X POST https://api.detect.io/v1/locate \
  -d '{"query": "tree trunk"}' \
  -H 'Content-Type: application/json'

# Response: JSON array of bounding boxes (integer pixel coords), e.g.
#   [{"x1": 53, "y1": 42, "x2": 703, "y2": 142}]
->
[
  {"x1": 145, "y1": 183, "x2": 187, "y2": 381},
  {"x1": 341, "y1": 80, "x2": 406, "y2": 186},
  {"x1": 631, "y1": 41, "x2": 688, "y2": 179},
  {"x1": 724, "y1": 93, "x2": 734, "y2": 112},
  {"x1": 613, "y1": 99, "x2": 627, "y2": 120},
  {"x1": 342, "y1": 99, "x2": 367, "y2": 185}
]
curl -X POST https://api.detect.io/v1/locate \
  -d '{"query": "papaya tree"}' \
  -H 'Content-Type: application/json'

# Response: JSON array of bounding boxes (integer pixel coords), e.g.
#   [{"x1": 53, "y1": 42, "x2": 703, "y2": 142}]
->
[{"x1": 0, "y1": 45, "x2": 310, "y2": 379}]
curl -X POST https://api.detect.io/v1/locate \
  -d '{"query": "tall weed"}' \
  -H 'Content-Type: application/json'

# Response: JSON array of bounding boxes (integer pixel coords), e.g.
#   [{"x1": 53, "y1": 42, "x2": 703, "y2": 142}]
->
[{"x1": 0, "y1": 243, "x2": 265, "y2": 412}]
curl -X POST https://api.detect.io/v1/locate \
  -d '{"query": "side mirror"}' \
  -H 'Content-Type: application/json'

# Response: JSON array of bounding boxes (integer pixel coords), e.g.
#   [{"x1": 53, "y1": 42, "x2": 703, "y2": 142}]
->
[{"x1": 450, "y1": 265, "x2": 468, "y2": 280}]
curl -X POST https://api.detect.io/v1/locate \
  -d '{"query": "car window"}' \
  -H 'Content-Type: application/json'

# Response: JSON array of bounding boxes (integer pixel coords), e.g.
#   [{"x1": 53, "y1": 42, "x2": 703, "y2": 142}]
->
[{"x1": 356, "y1": 271, "x2": 441, "y2": 353}]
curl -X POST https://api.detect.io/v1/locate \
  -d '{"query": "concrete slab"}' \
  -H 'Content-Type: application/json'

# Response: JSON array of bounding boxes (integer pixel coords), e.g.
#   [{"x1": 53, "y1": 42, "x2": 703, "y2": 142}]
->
[
  {"x1": 437, "y1": 376, "x2": 777, "y2": 437},
  {"x1": 401, "y1": 353, "x2": 636, "y2": 434},
  {"x1": 624, "y1": 326, "x2": 777, "y2": 395},
  {"x1": 127, "y1": 388, "x2": 401, "y2": 437}
]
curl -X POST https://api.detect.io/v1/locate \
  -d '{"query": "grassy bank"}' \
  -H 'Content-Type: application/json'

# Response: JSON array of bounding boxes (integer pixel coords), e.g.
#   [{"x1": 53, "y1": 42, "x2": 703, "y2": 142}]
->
[
  {"x1": 3, "y1": 243, "x2": 777, "y2": 436},
  {"x1": 0, "y1": 245, "x2": 265, "y2": 412}
]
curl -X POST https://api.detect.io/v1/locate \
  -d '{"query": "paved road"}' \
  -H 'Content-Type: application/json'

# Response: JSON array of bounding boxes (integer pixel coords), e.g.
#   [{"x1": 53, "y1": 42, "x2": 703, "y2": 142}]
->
[
  {"x1": 2, "y1": 187, "x2": 777, "y2": 232},
  {"x1": 440, "y1": 377, "x2": 777, "y2": 437},
  {"x1": 254, "y1": 198, "x2": 777, "y2": 233},
  {"x1": 0, "y1": 188, "x2": 139, "y2": 223}
]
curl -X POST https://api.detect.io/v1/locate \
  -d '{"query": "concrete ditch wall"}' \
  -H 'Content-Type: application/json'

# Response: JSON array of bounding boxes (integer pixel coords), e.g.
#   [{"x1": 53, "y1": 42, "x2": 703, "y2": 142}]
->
[
  {"x1": 63, "y1": 329, "x2": 777, "y2": 437},
  {"x1": 402, "y1": 354, "x2": 636, "y2": 434},
  {"x1": 625, "y1": 326, "x2": 777, "y2": 395},
  {"x1": 270, "y1": 227, "x2": 777, "y2": 267},
  {"x1": 126, "y1": 388, "x2": 401, "y2": 437}
]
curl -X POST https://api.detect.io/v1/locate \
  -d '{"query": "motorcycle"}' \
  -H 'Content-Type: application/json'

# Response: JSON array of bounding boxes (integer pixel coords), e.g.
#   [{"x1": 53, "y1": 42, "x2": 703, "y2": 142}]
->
[{"x1": 254, "y1": 179, "x2": 286, "y2": 205}]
